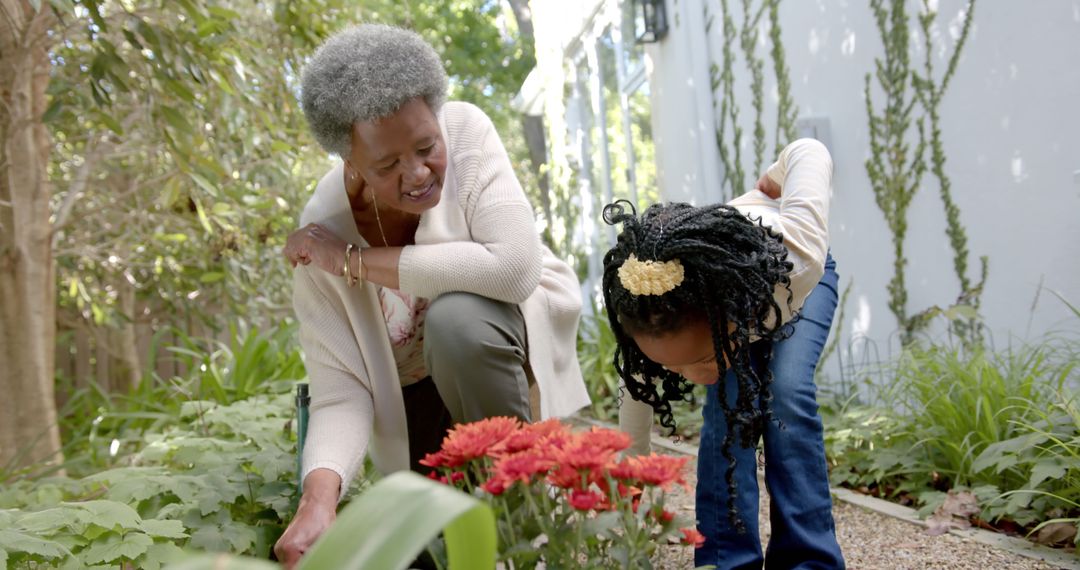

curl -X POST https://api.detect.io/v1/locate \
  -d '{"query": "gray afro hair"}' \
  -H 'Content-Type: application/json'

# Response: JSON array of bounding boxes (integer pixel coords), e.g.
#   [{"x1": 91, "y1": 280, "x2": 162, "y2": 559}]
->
[{"x1": 301, "y1": 24, "x2": 448, "y2": 157}]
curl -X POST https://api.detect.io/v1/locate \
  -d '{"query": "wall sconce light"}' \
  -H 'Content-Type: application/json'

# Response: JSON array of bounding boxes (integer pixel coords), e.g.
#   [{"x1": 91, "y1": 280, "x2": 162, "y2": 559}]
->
[{"x1": 633, "y1": 0, "x2": 668, "y2": 44}]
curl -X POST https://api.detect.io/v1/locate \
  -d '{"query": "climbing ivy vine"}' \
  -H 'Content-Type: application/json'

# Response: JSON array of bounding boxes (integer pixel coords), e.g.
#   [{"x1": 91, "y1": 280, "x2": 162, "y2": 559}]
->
[
  {"x1": 707, "y1": 0, "x2": 799, "y2": 200},
  {"x1": 866, "y1": 0, "x2": 982, "y2": 345}
]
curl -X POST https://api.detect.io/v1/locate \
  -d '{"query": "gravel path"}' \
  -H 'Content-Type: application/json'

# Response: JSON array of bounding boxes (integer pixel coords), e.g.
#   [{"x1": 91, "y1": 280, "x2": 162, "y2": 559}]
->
[{"x1": 651, "y1": 453, "x2": 1073, "y2": 569}]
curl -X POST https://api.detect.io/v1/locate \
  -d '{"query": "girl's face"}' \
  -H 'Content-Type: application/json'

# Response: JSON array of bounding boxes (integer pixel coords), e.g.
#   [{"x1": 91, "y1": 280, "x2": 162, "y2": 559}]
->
[
  {"x1": 630, "y1": 320, "x2": 729, "y2": 385},
  {"x1": 345, "y1": 97, "x2": 448, "y2": 215}
]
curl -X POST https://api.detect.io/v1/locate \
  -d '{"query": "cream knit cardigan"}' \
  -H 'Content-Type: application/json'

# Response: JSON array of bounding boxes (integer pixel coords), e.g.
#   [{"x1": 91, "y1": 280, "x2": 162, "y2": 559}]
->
[
  {"x1": 619, "y1": 138, "x2": 833, "y2": 454},
  {"x1": 294, "y1": 102, "x2": 591, "y2": 495}
]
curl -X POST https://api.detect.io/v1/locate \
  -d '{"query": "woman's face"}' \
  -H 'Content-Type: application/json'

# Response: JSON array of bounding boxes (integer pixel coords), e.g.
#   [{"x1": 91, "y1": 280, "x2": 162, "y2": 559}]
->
[
  {"x1": 346, "y1": 97, "x2": 448, "y2": 215},
  {"x1": 630, "y1": 320, "x2": 729, "y2": 385}
]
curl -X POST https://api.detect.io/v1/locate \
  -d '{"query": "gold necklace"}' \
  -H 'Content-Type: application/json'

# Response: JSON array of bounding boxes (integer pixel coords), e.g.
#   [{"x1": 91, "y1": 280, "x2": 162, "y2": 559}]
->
[{"x1": 370, "y1": 191, "x2": 390, "y2": 247}]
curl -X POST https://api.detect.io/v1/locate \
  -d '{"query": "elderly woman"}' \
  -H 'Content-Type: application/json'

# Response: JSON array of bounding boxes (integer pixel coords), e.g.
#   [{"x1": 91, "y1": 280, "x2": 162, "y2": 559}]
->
[{"x1": 275, "y1": 24, "x2": 589, "y2": 566}]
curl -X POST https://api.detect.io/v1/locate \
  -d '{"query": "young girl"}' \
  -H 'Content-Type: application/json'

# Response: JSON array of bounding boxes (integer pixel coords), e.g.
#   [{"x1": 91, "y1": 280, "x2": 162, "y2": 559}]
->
[{"x1": 605, "y1": 139, "x2": 845, "y2": 569}]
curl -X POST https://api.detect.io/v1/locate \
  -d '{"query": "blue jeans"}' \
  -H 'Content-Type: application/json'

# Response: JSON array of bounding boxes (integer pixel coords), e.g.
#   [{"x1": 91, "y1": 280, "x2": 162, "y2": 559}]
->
[{"x1": 696, "y1": 255, "x2": 844, "y2": 569}]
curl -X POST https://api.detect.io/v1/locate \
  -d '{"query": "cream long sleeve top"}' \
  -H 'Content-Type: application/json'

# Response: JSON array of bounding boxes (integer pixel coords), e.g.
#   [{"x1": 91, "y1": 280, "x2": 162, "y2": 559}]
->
[
  {"x1": 294, "y1": 102, "x2": 591, "y2": 497},
  {"x1": 619, "y1": 138, "x2": 833, "y2": 455}
]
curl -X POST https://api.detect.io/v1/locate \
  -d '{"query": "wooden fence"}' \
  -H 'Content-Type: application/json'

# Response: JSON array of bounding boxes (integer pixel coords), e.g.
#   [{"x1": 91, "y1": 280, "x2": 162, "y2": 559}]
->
[{"x1": 54, "y1": 308, "x2": 230, "y2": 406}]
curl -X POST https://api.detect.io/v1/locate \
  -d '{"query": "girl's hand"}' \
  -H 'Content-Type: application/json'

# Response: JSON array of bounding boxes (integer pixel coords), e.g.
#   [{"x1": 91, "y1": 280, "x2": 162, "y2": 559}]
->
[
  {"x1": 283, "y1": 223, "x2": 348, "y2": 276},
  {"x1": 755, "y1": 173, "x2": 781, "y2": 200}
]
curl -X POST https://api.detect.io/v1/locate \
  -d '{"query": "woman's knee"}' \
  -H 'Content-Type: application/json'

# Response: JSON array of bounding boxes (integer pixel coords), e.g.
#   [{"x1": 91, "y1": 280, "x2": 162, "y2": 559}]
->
[{"x1": 424, "y1": 292, "x2": 525, "y2": 364}]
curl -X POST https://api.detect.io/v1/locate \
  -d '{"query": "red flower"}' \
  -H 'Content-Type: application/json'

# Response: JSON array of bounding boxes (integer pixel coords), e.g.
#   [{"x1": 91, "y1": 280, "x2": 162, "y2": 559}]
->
[
  {"x1": 552, "y1": 432, "x2": 617, "y2": 472},
  {"x1": 578, "y1": 426, "x2": 632, "y2": 453},
  {"x1": 610, "y1": 454, "x2": 690, "y2": 490},
  {"x1": 480, "y1": 476, "x2": 508, "y2": 496},
  {"x1": 449, "y1": 471, "x2": 466, "y2": 483},
  {"x1": 492, "y1": 449, "x2": 555, "y2": 485},
  {"x1": 567, "y1": 488, "x2": 603, "y2": 511},
  {"x1": 680, "y1": 527, "x2": 706, "y2": 548},
  {"x1": 425, "y1": 470, "x2": 448, "y2": 485},
  {"x1": 419, "y1": 450, "x2": 447, "y2": 468},
  {"x1": 438, "y1": 416, "x2": 521, "y2": 466},
  {"x1": 547, "y1": 464, "x2": 588, "y2": 489}
]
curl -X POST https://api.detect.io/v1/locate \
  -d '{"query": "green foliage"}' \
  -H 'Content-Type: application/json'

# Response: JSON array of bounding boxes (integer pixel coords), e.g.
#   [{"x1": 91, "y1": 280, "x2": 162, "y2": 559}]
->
[
  {"x1": 577, "y1": 310, "x2": 621, "y2": 422},
  {"x1": 163, "y1": 472, "x2": 496, "y2": 570},
  {"x1": 0, "y1": 392, "x2": 299, "y2": 567},
  {"x1": 48, "y1": 322, "x2": 303, "y2": 477},
  {"x1": 822, "y1": 334, "x2": 1080, "y2": 543}
]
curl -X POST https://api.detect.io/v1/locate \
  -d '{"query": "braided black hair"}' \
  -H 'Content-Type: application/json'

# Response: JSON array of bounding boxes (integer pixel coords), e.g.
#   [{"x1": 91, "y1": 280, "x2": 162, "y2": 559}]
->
[{"x1": 601, "y1": 199, "x2": 794, "y2": 532}]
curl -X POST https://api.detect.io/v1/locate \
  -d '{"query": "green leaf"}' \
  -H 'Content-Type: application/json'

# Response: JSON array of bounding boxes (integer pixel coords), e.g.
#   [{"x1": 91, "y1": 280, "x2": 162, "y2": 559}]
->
[
  {"x1": 30, "y1": 0, "x2": 42, "y2": 12},
  {"x1": 0, "y1": 529, "x2": 71, "y2": 559},
  {"x1": 141, "y1": 542, "x2": 186, "y2": 570},
  {"x1": 140, "y1": 519, "x2": 188, "y2": 539},
  {"x1": 161, "y1": 105, "x2": 193, "y2": 134},
  {"x1": 77, "y1": 500, "x2": 143, "y2": 531},
  {"x1": 1028, "y1": 459, "x2": 1067, "y2": 488},
  {"x1": 14, "y1": 506, "x2": 86, "y2": 534},
  {"x1": 200, "y1": 271, "x2": 225, "y2": 284},
  {"x1": 188, "y1": 172, "x2": 220, "y2": 198},
  {"x1": 80, "y1": 532, "x2": 153, "y2": 564},
  {"x1": 193, "y1": 198, "x2": 215, "y2": 234},
  {"x1": 296, "y1": 471, "x2": 496, "y2": 570}
]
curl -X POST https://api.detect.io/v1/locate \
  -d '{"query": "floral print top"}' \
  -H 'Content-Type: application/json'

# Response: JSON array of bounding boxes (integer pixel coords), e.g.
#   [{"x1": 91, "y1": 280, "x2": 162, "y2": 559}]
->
[{"x1": 377, "y1": 287, "x2": 430, "y2": 385}]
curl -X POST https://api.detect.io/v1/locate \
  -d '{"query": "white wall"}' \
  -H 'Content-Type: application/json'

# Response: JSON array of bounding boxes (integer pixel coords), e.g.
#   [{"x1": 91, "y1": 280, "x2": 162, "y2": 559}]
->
[{"x1": 647, "y1": 0, "x2": 1080, "y2": 380}]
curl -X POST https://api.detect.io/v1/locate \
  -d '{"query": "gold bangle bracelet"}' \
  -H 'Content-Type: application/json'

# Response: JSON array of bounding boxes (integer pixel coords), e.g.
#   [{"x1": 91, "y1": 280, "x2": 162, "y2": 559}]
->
[
  {"x1": 350, "y1": 247, "x2": 361, "y2": 286},
  {"x1": 344, "y1": 243, "x2": 354, "y2": 286}
]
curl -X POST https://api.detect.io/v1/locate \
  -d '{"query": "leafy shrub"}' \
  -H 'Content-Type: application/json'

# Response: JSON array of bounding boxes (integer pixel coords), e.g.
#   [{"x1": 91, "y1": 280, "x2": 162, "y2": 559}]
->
[
  {"x1": 0, "y1": 393, "x2": 300, "y2": 568},
  {"x1": 821, "y1": 336, "x2": 1080, "y2": 545}
]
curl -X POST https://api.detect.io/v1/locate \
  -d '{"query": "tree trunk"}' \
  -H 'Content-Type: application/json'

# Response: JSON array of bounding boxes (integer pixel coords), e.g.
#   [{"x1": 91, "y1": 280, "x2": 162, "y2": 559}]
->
[
  {"x1": 110, "y1": 277, "x2": 141, "y2": 392},
  {"x1": 0, "y1": 1, "x2": 63, "y2": 472}
]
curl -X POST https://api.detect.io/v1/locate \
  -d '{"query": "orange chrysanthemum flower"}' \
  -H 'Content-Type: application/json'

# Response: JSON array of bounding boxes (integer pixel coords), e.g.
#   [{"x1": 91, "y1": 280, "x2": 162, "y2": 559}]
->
[
  {"x1": 437, "y1": 416, "x2": 521, "y2": 466},
  {"x1": 610, "y1": 454, "x2": 690, "y2": 490},
  {"x1": 492, "y1": 449, "x2": 556, "y2": 485},
  {"x1": 552, "y1": 433, "x2": 618, "y2": 472},
  {"x1": 578, "y1": 426, "x2": 632, "y2": 453}
]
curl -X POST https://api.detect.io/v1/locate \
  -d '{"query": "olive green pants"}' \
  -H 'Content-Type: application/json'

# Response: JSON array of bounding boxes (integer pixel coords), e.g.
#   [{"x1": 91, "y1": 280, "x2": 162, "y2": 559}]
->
[{"x1": 403, "y1": 292, "x2": 532, "y2": 472}]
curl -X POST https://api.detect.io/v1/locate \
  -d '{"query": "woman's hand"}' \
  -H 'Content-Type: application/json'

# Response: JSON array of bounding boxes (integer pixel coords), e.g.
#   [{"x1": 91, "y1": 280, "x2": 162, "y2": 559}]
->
[
  {"x1": 283, "y1": 223, "x2": 348, "y2": 276},
  {"x1": 274, "y1": 470, "x2": 341, "y2": 569},
  {"x1": 755, "y1": 173, "x2": 782, "y2": 200}
]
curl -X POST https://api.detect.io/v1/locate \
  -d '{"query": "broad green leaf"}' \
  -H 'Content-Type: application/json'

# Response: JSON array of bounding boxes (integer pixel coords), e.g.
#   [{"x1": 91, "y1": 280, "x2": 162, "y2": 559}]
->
[
  {"x1": 200, "y1": 271, "x2": 225, "y2": 284},
  {"x1": 77, "y1": 500, "x2": 143, "y2": 531},
  {"x1": 296, "y1": 471, "x2": 496, "y2": 570},
  {"x1": 14, "y1": 506, "x2": 86, "y2": 533},
  {"x1": 222, "y1": 523, "x2": 258, "y2": 553},
  {"x1": 0, "y1": 529, "x2": 71, "y2": 559},
  {"x1": 1028, "y1": 459, "x2": 1067, "y2": 488},
  {"x1": 141, "y1": 542, "x2": 187, "y2": 570},
  {"x1": 80, "y1": 532, "x2": 153, "y2": 564},
  {"x1": 140, "y1": 518, "x2": 188, "y2": 539}
]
